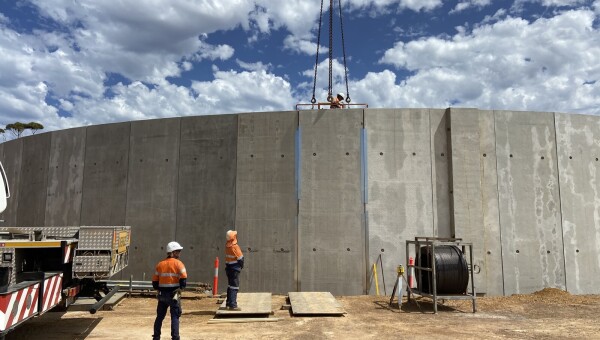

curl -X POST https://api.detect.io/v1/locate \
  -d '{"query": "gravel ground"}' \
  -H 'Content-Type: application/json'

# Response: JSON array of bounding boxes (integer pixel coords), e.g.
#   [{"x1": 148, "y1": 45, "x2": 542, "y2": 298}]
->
[{"x1": 7, "y1": 288, "x2": 600, "y2": 340}]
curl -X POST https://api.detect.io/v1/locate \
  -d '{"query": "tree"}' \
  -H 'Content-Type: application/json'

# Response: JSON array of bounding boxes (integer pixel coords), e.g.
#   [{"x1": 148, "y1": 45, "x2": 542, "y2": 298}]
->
[
  {"x1": 25, "y1": 122, "x2": 44, "y2": 135},
  {"x1": 5, "y1": 122, "x2": 26, "y2": 138},
  {"x1": 4, "y1": 121, "x2": 44, "y2": 139}
]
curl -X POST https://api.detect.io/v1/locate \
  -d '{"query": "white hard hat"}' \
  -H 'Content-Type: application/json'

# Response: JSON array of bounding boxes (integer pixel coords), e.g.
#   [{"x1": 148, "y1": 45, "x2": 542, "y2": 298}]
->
[
  {"x1": 226, "y1": 230, "x2": 237, "y2": 241},
  {"x1": 337, "y1": 93, "x2": 345, "y2": 99},
  {"x1": 166, "y1": 241, "x2": 183, "y2": 253}
]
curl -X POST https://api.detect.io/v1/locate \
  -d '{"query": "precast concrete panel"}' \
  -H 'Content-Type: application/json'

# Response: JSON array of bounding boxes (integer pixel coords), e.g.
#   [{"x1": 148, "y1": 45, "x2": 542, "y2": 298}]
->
[
  {"x1": 495, "y1": 110, "x2": 565, "y2": 294},
  {"x1": 0, "y1": 139, "x2": 22, "y2": 226},
  {"x1": 555, "y1": 113, "x2": 600, "y2": 294},
  {"x1": 235, "y1": 111, "x2": 297, "y2": 293},
  {"x1": 45, "y1": 127, "x2": 86, "y2": 226},
  {"x1": 298, "y1": 109, "x2": 364, "y2": 295},
  {"x1": 124, "y1": 118, "x2": 181, "y2": 279},
  {"x1": 80, "y1": 123, "x2": 130, "y2": 226},
  {"x1": 448, "y1": 108, "x2": 502, "y2": 296},
  {"x1": 365, "y1": 108, "x2": 434, "y2": 295},
  {"x1": 430, "y1": 109, "x2": 451, "y2": 238},
  {"x1": 17, "y1": 133, "x2": 51, "y2": 227},
  {"x1": 176, "y1": 114, "x2": 237, "y2": 290},
  {"x1": 477, "y1": 110, "x2": 504, "y2": 296}
]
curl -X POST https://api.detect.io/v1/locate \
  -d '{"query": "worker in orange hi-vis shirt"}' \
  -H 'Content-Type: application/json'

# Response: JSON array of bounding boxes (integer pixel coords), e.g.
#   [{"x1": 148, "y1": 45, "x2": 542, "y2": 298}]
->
[
  {"x1": 224, "y1": 230, "x2": 244, "y2": 311},
  {"x1": 152, "y1": 241, "x2": 187, "y2": 340}
]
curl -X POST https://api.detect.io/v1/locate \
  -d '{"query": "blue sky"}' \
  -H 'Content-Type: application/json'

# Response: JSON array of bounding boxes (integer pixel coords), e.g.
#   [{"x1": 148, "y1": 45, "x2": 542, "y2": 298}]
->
[{"x1": 0, "y1": 0, "x2": 599, "y2": 134}]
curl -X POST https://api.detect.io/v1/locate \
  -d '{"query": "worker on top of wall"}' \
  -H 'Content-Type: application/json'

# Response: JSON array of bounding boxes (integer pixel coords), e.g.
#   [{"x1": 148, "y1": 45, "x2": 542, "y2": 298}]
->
[
  {"x1": 152, "y1": 241, "x2": 187, "y2": 340},
  {"x1": 224, "y1": 230, "x2": 244, "y2": 311},
  {"x1": 329, "y1": 93, "x2": 346, "y2": 109}
]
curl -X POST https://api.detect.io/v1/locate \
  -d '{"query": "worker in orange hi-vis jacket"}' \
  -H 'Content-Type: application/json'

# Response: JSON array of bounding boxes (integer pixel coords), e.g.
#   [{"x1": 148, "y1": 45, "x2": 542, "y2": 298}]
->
[
  {"x1": 152, "y1": 241, "x2": 187, "y2": 340},
  {"x1": 224, "y1": 230, "x2": 244, "y2": 311}
]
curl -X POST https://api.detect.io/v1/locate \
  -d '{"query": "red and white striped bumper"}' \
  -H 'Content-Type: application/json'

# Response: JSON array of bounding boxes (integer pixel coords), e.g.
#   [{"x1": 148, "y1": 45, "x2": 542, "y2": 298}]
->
[
  {"x1": 0, "y1": 282, "x2": 40, "y2": 332},
  {"x1": 40, "y1": 273, "x2": 63, "y2": 314}
]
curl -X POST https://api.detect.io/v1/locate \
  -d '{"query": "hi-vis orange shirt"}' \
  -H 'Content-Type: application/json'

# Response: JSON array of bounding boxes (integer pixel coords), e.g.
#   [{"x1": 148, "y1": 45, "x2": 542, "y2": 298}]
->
[
  {"x1": 152, "y1": 257, "x2": 187, "y2": 288},
  {"x1": 225, "y1": 231, "x2": 243, "y2": 265}
]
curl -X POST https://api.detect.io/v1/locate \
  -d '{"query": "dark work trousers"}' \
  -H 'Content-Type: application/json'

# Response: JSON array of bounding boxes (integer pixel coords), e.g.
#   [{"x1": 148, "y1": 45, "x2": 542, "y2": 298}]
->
[
  {"x1": 153, "y1": 291, "x2": 182, "y2": 340},
  {"x1": 225, "y1": 266, "x2": 240, "y2": 308}
]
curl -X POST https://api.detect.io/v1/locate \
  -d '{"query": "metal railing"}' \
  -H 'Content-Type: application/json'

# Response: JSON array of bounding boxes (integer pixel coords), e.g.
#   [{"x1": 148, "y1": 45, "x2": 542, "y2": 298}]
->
[
  {"x1": 100, "y1": 278, "x2": 211, "y2": 295},
  {"x1": 296, "y1": 103, "x2": 369, "y2": 110}
]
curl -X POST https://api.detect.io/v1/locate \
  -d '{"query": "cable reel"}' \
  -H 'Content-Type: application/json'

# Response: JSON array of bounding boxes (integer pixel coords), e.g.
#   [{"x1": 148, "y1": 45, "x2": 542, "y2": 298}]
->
[{"x1": 419, "y1": 245, "x2": 469, "y2": 294}]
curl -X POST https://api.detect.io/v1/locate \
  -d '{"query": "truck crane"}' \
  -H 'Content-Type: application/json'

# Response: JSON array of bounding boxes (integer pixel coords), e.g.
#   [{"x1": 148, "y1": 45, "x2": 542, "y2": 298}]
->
[{"x1": 0, "y1": 161, "x2": 131, "y2": 338}]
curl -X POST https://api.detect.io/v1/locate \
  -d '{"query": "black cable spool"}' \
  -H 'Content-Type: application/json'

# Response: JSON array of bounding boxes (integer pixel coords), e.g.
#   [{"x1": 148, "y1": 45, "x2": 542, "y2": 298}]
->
[{"x1": 419, "y1": 245, "x2": 469, "y2": 294}]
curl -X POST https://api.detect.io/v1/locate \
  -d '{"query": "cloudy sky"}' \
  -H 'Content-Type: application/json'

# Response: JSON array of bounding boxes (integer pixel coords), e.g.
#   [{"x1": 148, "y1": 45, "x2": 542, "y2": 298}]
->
[{"x1": 0, "y1": 0, "x2": 599, "y2": 134}]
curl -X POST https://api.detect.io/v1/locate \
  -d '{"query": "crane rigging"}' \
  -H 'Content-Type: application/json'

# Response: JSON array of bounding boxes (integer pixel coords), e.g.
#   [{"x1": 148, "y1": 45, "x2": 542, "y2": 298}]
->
[{"x1": 311, "y1": 0, "x2": 351, "y2": 106}]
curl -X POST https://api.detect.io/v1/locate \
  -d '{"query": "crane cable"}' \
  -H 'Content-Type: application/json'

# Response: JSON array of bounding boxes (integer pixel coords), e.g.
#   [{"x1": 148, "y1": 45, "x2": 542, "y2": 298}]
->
[
  {"x1": 311, "y1": 0, "x2": 351, "y2": 105},
  {"x1": 338, "y1": 0, "x2": 351, "y2": 103},
  {"x1": 310, "y1": 0, "x2": 325, "y2": 104}
]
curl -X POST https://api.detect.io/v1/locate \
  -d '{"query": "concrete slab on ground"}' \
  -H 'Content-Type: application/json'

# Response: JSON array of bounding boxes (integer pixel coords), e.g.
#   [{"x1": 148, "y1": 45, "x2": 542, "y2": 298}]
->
[
  {"x1": 216, "y1": 293, "x2": 272, "y2": 316},
  {"x1": 67, "y1": 292, "x2": 127, "y2": 312},
  {"x1": 288, "y1": 292, "x2": 346, "y2": 315}
]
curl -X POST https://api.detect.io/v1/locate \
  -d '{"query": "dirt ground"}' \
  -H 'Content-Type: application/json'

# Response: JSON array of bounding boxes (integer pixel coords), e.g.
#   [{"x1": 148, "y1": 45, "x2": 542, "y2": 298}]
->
[{"x1": 7, "y1": 288, "x2": 600, "y2": 340}]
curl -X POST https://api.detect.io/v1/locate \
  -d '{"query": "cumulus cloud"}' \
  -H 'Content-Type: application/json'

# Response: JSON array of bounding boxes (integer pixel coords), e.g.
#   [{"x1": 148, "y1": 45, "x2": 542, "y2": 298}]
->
[
  {"x1": 515, "y1": 0, "x2": 589, "y2": 7},
  {"x1": 377, "y1": 9, "x2": 600, "y2": 113},
  {"x1": 283, "y1": 35, "x2": 327, "y2": 56},
  {"x1": 236, "y1": 59, "x2": 272, "y2": 72},
  {"x1": 191, "y1": 68, "x2": 296, "y2": 113},
  {"x1": 196, "y1": 43, "x2": 235, "y2": 61},
  {"x1": 2, "y1": 0, "x2": 598, "y2": 136},
  {"x1": 347, "y1": 0, "x2": 443, "y2": 13},
  {"x1": 27, "y1": 1, "x2": 250, "y2": 82},
  {"x1": 451, "y1": 0, "x2": 492, "y2": 14}
]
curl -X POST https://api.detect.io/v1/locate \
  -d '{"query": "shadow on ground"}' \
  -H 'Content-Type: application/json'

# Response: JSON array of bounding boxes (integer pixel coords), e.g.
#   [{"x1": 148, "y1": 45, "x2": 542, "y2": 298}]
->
[
  {"x1": 373, "y1": 298, "x2": 468, "y2": 314},
  {"x1": 5, "y1": 312, "x2": 102, "y2": 340}
]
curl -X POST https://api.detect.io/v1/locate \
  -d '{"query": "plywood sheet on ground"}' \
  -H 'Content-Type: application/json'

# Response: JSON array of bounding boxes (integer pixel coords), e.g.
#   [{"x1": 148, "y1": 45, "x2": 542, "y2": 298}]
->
[
  {"x1": 216, "y1": 293, "x2": 272, "y2": 316},
  {"x1": 288, "y1": 292, "x2": 346, "y2": 315}
]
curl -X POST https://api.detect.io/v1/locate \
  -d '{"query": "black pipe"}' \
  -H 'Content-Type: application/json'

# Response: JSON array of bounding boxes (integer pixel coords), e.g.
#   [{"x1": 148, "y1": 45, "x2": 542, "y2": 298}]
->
[{"x1": 89, "y1": 285, "x2": 120, "y2": 314}]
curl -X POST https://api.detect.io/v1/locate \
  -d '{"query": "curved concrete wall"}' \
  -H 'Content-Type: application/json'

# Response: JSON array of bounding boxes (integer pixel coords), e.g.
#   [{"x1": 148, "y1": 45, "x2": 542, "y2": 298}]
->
[{"x1": 1, "y1": 108, "x2": 599, "y2": 296}]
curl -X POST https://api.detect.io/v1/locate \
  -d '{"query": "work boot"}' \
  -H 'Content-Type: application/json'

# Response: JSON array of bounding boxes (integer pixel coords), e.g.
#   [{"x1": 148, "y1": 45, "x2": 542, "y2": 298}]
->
[{"x1": 227, "y1": 306, "x2": 241, "y2": 311}]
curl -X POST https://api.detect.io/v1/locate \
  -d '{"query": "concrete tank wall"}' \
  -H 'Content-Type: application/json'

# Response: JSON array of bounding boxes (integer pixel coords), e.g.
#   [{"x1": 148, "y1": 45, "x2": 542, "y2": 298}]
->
[{"x1": 1, "y1": 108, "x2": 599, "y2": 295}]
